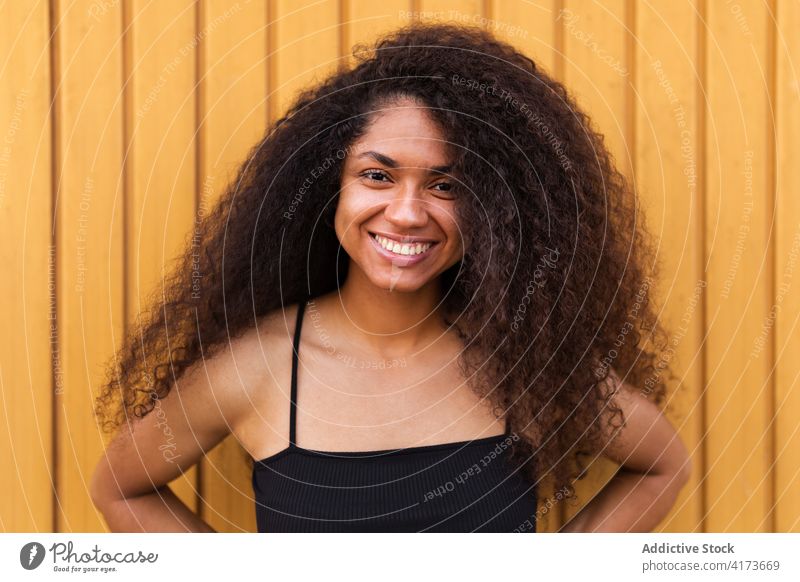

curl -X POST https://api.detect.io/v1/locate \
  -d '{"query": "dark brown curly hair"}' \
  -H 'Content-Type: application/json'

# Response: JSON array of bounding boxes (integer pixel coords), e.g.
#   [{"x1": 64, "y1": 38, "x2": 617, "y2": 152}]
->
[{"x1": 96, "y1": 22, "x2": 671, "y2": 503}]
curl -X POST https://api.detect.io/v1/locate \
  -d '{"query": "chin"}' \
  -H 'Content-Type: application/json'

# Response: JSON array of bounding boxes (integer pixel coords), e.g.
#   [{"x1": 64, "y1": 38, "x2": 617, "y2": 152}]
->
[{"x1": 365, "y1": 270, "x2": 431, "y2": 293}]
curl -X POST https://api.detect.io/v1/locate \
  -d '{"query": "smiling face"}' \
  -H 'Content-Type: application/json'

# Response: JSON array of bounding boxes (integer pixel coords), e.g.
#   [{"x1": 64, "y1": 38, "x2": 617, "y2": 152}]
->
[{"x1": 334, "y1": 98, "x2": 464, "y2": 293}]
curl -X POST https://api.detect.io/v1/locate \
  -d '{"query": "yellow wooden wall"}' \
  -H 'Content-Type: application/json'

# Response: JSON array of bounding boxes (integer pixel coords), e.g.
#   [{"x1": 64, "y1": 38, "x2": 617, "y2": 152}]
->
[{"x1": 1, "y1": 0, "x2": 798, "y2": 533}]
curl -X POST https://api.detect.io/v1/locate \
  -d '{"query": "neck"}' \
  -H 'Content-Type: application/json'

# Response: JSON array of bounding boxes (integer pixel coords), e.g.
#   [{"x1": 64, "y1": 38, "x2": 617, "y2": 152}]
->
[{"x1": 333, "y1": 266, "x2": 445, "y2": 357}]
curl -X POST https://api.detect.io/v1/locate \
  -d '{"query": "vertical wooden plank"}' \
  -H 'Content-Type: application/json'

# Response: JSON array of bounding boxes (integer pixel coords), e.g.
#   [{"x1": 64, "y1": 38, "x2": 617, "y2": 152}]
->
[
  {"x1": 560, "y1": 0, "x2": 630, "y2": 176},
  {"x1": 198, "y1": 0, "x2": 270, "y2": 533},
  {"x1": 774, "y1": 0, "x2": 800, "y2": 533},
  {"x1": 270, "y1": 0, "x2": 340, "y2": 121},
  {"x1": 635, "y1": 0, "x2": 704, "y2": 532},
  {"x1": 0, "y1": 0, "x2": 54, "y2": 532},
  {"x1": 416, "y1": 0, "x2": 483, "y2": 21},
  {"x1": 346, "y1": 0, "x2": 409, "y2": 56},
  {"x1": 124, "y1": 0, "x2": 199, "y2": 518},
  {"x1": 491, "y1": 0, "x2": 559, "y2": 75},
  {"x1": 703, "y1": 0, "x2": 772, "y2": 532},
  {"x1": 559, "y1": 0, "x2": 631, "y2": 526},
  {"x1": 54, "y1": 0, "x2": 125, "y2": 531}
]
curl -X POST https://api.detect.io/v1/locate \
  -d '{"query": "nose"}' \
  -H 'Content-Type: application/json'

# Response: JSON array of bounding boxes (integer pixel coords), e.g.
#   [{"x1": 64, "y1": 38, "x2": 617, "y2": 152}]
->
[{"x1": 383, "y1": 186, "x2": 429, "y2": 229}]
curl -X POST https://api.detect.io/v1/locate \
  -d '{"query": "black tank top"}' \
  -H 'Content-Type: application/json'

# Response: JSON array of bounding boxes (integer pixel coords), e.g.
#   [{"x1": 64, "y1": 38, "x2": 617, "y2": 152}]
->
[{"x1": 252, "y1": 298, "x2": 539, "y2": 532}]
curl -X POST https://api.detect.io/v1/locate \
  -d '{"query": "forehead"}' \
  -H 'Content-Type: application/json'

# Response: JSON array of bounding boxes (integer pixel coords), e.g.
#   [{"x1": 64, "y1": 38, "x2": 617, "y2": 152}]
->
[{"x1": 348, "y1": 105, "x2": 452, "y2": 164}]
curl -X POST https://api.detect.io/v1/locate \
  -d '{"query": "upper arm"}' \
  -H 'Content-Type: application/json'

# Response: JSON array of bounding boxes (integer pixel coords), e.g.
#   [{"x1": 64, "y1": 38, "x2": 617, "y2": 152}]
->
[
  {"x1": 90, "y1": 328, "x2": 267, "y2": 504},
  {"x1": 597, "y1": 371, "x2": 691, "y2": 482}
]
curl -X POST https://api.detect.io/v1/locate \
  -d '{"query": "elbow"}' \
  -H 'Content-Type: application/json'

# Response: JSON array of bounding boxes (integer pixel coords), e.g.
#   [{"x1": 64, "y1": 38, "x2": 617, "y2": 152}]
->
[
  {"x1": 672, "y1": 436, "x2": 693, "y2": 488},
  {"x1": 89, "y1": 466, "x2": 106, "y2": 511},
  {"x1": 677, "y1": 454, "x2": 692, "y2": 488},
  {"x1": 89, "y1": 455, "x2": 116, "y2": 511}
]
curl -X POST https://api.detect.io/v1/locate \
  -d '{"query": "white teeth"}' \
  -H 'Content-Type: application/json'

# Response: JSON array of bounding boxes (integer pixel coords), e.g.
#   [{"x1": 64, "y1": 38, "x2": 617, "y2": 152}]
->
[{"x1": 373, "y1": 234, "x2": 433, "y2": 256}]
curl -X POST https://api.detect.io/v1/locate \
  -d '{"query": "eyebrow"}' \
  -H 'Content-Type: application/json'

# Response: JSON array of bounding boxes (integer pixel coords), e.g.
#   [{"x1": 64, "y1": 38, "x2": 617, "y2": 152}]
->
[{"x1": 356, "y1": 150, "x2": 451, "y2": 174}]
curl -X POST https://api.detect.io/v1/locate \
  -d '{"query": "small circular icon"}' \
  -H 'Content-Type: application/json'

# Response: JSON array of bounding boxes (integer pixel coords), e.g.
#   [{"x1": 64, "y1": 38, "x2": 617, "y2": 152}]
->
[{"x1": 20, "y1": 542, "x2": 46, "y2": 570}]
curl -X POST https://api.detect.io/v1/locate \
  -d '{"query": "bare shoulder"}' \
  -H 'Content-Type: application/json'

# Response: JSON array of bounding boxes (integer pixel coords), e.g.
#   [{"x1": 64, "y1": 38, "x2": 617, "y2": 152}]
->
[
  {"x1": 235, "y1": 301, "x2": 305, "y2": 402},
  {"x1": 253, "y1": 300, "x2": 308, "y2": 370},
  {"x1": 170, "y1": 303, "x2": 300, "y2": 425},
  {"x1": 255, "y1": 301, "x2": 303, "y2": 342},
  {"x1": 211, "y1": 302, "x2": 305, "y2": 456},
  {"x1": 90, "y1": 304, "x2": 302, "y2": 502}
]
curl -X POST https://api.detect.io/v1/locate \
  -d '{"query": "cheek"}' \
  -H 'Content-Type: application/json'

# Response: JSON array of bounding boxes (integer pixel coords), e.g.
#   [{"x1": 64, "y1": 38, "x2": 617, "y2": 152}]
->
[
  {"x1": 446, "y1": 227, "x2": 466, "y2": 264},
  {"x1": 334, "y1": 190, "x2": 370, "y2": 245},
  {"x1": 433, "y1": 208, "x2": 464, "y2": 253}
]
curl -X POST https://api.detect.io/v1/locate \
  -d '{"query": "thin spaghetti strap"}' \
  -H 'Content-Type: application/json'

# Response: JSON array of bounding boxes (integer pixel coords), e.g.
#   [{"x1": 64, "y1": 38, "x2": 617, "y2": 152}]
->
[{"x1": 289, "y1": 298, "x2": 307, "y2": 446}]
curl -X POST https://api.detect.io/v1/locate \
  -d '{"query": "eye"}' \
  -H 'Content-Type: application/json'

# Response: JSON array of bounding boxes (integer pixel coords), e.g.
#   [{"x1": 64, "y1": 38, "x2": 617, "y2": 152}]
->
[
  {"x1": 360, "y1": 169, "x2": 391, "y2": 182},
  {"x1": 431, "y1": 181, "x2": 456, "y2": 199}
]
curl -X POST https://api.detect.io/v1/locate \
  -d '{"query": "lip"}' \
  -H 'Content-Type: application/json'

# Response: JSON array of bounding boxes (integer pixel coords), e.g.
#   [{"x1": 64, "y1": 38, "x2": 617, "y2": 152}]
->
[{"x1": 367, "y1": 231, "x2": 439, "y2": 267}]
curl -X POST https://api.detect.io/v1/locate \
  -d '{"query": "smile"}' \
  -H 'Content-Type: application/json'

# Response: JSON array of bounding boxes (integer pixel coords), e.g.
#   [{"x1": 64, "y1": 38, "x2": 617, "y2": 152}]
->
[
  {"x1": 369, "y1": 232, "x2": 439, "y2": 267},
  {"x1": 369, "y1": 232, "x2": 437, "y2": 256}
]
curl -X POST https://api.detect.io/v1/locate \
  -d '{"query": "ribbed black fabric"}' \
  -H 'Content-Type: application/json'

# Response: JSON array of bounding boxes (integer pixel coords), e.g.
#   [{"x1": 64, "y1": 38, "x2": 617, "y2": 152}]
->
[{"x1": 252, "y1": 298, "x2": 538, "y2": 532}]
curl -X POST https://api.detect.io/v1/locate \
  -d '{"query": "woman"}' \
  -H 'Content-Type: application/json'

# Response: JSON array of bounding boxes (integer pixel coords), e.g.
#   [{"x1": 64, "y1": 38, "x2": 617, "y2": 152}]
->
[{"x1": 90, "y1": 22, "x2": 690, "y2": 532}]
